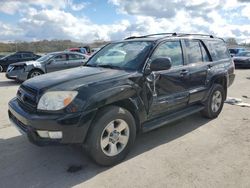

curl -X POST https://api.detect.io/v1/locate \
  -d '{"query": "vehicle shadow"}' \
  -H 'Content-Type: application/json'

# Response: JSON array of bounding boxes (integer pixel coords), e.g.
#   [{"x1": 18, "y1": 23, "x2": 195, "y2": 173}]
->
[
  {"x1": 0, "y1": 113, "x2": 210, "y2": 188},
  {"x1": 0, "y1": 80, "x2": 20, "y2": 87}
]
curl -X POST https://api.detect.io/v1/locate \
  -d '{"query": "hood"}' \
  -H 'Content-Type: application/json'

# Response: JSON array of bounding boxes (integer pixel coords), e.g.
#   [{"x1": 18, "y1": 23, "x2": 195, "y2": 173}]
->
[
  {"x1": 10, "y1": 61, "x2": 38, "y2": 66},
  {"x1": 23, "y1": 66, "x2": 134, "y2": 91}
]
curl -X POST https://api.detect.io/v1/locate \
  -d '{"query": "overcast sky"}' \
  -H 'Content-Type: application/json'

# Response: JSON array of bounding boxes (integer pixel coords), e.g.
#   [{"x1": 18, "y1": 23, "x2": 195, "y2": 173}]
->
[{"x1": 0, "y1": 0, "x2": 250, "y2": 43}]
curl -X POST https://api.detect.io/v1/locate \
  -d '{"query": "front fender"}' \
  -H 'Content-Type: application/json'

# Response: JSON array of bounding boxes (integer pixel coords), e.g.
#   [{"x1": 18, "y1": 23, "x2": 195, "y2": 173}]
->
[{"x1": 83, "y1": 85, "x2": 138, "y2": 111}]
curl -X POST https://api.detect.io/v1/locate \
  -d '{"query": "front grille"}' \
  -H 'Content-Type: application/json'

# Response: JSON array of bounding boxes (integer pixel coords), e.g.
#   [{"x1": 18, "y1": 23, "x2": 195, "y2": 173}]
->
[
  {"x1": 8, "y1": 111, "x2": 28, "y2": 133},
  {"x1": 17, "y1": 85, "x2": 38, "y2": 112}
]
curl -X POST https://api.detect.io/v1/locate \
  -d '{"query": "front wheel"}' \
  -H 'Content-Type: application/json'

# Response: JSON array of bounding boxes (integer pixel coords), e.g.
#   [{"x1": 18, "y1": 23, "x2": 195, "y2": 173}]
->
[
  {"x1": 201, "y1": 84, "x2": 225, "y2": 119},
  {"x1": 28, "y1": 69, "x2": 43, "y2": 79},
  {"x1": 85, "y1": 106, "x2": 136, "y2": 166}
]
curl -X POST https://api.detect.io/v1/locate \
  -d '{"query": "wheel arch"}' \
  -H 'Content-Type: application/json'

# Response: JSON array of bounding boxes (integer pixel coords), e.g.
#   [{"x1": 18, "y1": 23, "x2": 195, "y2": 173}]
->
[{"x1": 28, "y1": 68, "x2": 45, "y2": 78}]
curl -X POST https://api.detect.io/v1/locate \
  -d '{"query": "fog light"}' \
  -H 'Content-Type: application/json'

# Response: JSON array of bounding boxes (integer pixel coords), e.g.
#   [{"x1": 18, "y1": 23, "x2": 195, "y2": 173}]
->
[
  {"x1": 37, "y1": 130, "x2": 49, "y2": 138},
  {"x1": 48, "y1": 131, "x2": 63, "y2": 139}
]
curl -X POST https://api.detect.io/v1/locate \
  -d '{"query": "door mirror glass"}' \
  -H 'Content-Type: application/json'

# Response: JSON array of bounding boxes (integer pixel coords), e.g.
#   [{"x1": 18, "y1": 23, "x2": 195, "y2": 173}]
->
[{"x1": 150, "y1": 57, "x2": 172, "y2": 71}]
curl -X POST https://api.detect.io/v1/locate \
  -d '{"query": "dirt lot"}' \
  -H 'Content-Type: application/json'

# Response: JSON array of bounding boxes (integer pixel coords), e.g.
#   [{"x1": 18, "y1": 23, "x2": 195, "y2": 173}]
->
[{"x1": 0, "y1": 70, "x2": 250, "y2": 188}]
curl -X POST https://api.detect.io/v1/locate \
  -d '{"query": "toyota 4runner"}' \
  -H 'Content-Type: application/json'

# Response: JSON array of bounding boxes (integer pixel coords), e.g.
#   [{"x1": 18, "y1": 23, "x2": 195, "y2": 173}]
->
[{"x1": 8, "y1": 33, "x2": 235, "y2": 166}]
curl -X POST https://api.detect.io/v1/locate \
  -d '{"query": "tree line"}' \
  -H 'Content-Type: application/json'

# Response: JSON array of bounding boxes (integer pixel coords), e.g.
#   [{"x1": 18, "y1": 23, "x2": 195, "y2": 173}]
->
[
  {"x1": 0, "y1": 40, "x2": 109, "y2": 53},
  {"x1": 0, "y1": 38, "x2": 249, "y2": 53}
]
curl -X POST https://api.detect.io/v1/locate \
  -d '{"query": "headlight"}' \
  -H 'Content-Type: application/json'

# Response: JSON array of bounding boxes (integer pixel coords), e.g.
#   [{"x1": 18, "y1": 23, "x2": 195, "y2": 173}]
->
[{"x1": 37, "y1": 91, "x2": 78, "y2": 111}]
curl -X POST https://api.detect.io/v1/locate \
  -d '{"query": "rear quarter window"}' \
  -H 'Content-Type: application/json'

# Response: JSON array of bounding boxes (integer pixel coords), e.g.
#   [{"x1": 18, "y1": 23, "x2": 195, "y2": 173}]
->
[{"x1": 204, "y1": 40, "x2": 230, "y2": 61}]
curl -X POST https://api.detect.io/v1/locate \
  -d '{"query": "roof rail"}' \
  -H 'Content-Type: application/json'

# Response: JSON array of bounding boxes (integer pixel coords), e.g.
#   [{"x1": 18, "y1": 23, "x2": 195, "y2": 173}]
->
[
  {"x1": 177, "y1": 33, "x2": 214, "y2": 38},
  {"x1": 124, "y1": 33, "x2": 224, "y2": 41},
  {"x1": 124, "y1": 33, "x2": 177, "y2": 40}
]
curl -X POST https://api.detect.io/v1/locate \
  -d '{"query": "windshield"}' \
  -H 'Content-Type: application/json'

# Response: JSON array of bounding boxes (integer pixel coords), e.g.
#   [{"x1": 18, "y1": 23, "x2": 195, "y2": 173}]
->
[
  {"x1": 0, "y1": 53, "x2": 14, "y2": 60},
  {"x1": 87, "y1": 41, "x2": 153, "y2": 70},
  {"x1": 36, "y1": 54, "x2": 54, "y2": 62}
]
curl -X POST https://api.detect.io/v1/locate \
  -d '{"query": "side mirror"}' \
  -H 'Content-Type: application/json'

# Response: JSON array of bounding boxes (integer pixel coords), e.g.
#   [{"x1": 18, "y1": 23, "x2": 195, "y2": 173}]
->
[{"x1": 150, "y1": 57, "x2": 172, "y2": 72}]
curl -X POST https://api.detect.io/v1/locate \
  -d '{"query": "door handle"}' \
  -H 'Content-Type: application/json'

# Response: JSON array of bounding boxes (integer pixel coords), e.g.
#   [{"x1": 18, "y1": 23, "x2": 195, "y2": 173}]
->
[{"x1": 180, "y1": 69, "x2": 189, "y2": 76}]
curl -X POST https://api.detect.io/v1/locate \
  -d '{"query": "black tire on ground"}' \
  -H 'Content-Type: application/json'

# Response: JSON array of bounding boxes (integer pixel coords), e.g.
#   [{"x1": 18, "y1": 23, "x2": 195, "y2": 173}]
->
[
  {"x1": 85, "y1": 105, "x2": 136, "y2": 166},
  {"x1": 201, "y1": 84, "x2": 225, "y2": 119},
  {"x1": 28, "y1": 69, "x2": 43, "y2": 79}
]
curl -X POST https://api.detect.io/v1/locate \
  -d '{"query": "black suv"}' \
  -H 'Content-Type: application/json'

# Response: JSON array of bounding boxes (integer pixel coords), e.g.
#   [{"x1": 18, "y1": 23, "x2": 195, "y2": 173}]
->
[
  {"x1": 8, "y1": 33, "x2": 235, "y2": 166},
  {"x1": 0, "y1": 51, "x2": 40, "y2": 72}
]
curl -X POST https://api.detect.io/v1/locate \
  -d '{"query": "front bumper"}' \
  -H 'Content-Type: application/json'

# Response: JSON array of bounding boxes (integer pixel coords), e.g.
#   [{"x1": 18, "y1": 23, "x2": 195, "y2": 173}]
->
[
  {"x1": 8, "y1": 98, "x2": 96, "y2": 146},
  {"x1": 6, "y1": 69, "x2": 29, "y2": 81}
]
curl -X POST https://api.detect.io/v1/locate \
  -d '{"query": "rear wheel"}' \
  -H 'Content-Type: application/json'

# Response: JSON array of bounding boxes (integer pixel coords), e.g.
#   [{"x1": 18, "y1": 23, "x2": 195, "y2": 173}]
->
[
  {"x1": 0, "y1": 65, "x2": 3, "y2": 72},
  {"x1": 28, "y1": 69, "x2": 43, "y2": 79},
  {"x1": 201, "y1": 84, "x2": 225, "y2": 119},
  {"x1": 85, "y1": 106, "x2": 136, "y2": 166}
]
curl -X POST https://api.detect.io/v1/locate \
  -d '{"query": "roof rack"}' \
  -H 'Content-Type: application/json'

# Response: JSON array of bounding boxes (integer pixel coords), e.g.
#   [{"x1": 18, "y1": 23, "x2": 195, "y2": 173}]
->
[
  {"x1": 124, "y1": 33, "x2": 225, "y2": 41},
  {"x1": 124, "y1": 33, "x2": 177, "y2": 40}
]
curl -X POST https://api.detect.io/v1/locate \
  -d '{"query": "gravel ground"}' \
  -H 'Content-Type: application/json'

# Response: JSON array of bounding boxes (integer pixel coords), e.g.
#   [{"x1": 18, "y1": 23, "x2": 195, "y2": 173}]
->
[{"x1": 0, "y1": 70, "x2": 249, "y2": 188}]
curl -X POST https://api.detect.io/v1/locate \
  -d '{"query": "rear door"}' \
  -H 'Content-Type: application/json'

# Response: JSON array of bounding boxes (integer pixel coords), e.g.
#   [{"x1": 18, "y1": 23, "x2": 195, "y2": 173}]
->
[
  {"x1": 67, "y1": 54, "x2": 87, "y2": 68},
  {"x1": 46, "y1": 54, "x2": 68, "y2": 72},
  {"x1": 183, "y1": 39, "x2": 211, "y2": 103},
  {"x1": 147, "y1": 40, "x2": 190, "y2": 119}
]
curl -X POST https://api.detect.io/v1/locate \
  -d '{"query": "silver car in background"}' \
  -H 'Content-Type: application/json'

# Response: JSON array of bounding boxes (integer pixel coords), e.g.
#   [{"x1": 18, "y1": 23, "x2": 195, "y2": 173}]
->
[{"x1": 6, "y1": 51, "x2": 89, "y2": 81}]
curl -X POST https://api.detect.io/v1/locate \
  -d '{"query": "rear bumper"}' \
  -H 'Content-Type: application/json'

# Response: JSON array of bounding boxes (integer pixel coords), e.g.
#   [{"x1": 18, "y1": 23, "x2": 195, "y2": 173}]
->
[{"x1": 8, "y1": 98, "x2": 96, "y2": 146}]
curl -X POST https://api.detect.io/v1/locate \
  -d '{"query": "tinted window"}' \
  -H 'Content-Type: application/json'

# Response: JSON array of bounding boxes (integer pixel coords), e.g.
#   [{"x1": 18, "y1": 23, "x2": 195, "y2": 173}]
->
[
  {"x1": 54, "y1": 54, "x2": 67, "y2": 61},
  {"x1": 9, "y1": 54, "x2": 22, "y2": 60},
  {"x1": 68, "y1": 54, "x2": 85, "y2": 60},
  {"x1": 22, "y1": 53, "x2": 33, "y2": 58},
  {"x1": 204, "y1": 40, "x2": 230, "y2": 61},
  {"x1": 152, "y1": 41, "x2": 183, "y2": 67}
]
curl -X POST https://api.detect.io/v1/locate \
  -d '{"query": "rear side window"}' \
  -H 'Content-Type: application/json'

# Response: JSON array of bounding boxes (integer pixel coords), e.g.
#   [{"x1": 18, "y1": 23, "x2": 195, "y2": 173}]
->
[
  {"x1": 185, "y1": 40, "x2": 203, "y2": 64},
  {"x1": 22, "y1": 53, "x2": 33, "y2": 58},
  {"x1": 151, "y1": 41, "x2": 183, "y2": 67},
  {"x1": 204, "y1": 40, "x2": 230, "y2": 61},
  {"x1": 184, "y1": 40, "x2": 211, "y2": 64}
]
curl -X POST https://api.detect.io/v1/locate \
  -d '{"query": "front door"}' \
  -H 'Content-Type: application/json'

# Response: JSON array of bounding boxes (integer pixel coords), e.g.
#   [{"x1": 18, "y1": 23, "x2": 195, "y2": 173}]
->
[
  {"x1": 147, "y1": 40, "x2": 190, "y2": 119},
  {"x1": 67, "y1": 54, "x2": 86, "y2": 68},
  {"x1": 46, "y1": 54, "x2": 68, "y2": 72}
]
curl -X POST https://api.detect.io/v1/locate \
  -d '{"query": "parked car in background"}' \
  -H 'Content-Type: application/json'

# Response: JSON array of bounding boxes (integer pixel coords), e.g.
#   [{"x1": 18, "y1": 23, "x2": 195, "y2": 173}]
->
[
  {"x1": 0, "y1": 51, "x2": 40, "y2": 72},
  {"x1": 8, "y1": 33, "x2": 235, "y2": 166},
  {"x1": 233, "y1": 51, "x2": 250, "y2": 68},
  {"x1": 67, "y1": 46, "x2": 91, "y2": 55},
  {"x1": 6, "y1": 51, "x2": 89, "y2": 81},
  {"x1": 228, "y1": 48, "x2": 246, "y2": 57}
]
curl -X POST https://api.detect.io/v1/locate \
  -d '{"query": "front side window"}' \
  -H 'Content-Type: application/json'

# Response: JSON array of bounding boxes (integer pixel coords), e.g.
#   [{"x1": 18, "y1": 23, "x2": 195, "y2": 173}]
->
[
  {"x1": 68, "y1": 54, "x2": 85, "y2": 60},
  {"x1": 9, "y1": 54, "x2": 22, "y2": 60},
  {"x1": 151, "y1": 41, "x2": 183, "y2": 67},
  {"x1": 87, "y1": 41, "x2": 153, "y2": 70},
  {"x1": 54, "y1": 54, "x2": 67, "y2": 62}
]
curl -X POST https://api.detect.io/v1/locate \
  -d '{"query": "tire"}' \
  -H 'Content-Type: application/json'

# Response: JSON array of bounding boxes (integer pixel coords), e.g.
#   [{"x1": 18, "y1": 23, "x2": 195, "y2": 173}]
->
[
  {"x1": 28, "y1": 69, "x2": 43, "y2": 79},
  {"x1": 85, "y1": 106, "x2": 136, "y2": 166},
  {"x1": 0, "y1": 65, "x2": 3, "y2": 72},
  {"x1": 201, "y1": 84, "x2": 225, "y2": 119}
]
